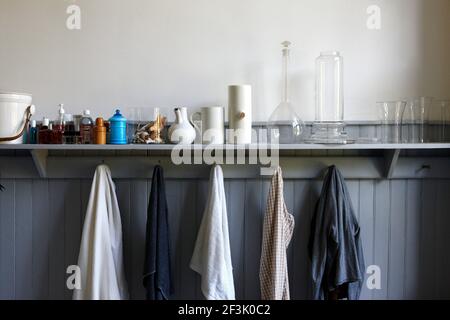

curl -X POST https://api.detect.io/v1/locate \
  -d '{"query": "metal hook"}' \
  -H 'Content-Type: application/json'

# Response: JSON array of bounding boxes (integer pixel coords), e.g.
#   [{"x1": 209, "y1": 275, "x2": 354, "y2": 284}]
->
[{"x1": 415, "y1": 164, "x2": 431, "y2": 174}]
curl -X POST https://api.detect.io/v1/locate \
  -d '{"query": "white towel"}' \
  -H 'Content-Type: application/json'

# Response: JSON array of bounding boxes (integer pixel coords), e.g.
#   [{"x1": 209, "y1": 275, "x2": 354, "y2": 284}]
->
[
  {"x1": 73, "y1": 165, "x2": 129, "y2": 300},
  {"x1": 190, "y1": 165, "x2": 235, "y2": 300}
]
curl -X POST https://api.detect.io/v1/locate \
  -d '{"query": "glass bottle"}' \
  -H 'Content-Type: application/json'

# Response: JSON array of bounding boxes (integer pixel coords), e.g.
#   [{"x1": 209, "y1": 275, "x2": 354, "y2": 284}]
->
[
  {"x1": 73, "y1": 115, "x2": 83, "y2": 144},
  {"x1": 38, "y1": 118, "x2": 50, "y2": 144},
  {"x1": 63, "y1": 114, "x2": 76, "y2": 144},
  {"x1": 109, "y1": 109, "x2": 128, "y2": 145},
  {"x1": 29, "y1": 120, "x2": 38, "y2": 144},
  {"x1": 80, "y1": 110, "x2": 94, "y2": 144},
  {"x1": 310, "y1": 51, "x2": 351, "y2": 144},
  {"x1": 267, "y1": 41, "x2": 304, "y2": 144},
  {"x1": 52, "y1": 104, "x2": 65, "y2": 144},
  {"x1": 94, "y1": 117, "x2": 107, "y2": 144}
]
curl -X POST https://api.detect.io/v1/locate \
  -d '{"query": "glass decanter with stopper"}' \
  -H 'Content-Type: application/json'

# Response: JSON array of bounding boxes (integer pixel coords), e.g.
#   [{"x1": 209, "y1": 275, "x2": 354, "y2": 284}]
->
[{"x1": 267, "y1": 41, "x2": 304, "y2": 144}]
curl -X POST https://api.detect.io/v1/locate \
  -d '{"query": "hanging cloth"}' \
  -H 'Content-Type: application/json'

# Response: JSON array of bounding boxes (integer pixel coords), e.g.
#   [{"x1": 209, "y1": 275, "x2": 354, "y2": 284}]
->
[
  {"x1": 259, "y1": 166, "x2": 295, "y2": 300},
  {"x1": 190, "y1": 165, "x2": 235, "y2": 300},
  {"x1": 308, "y1": 165, "x2": 365, "y2": 300},
  {"x1": 73, "y1": 164, "x2": 128, "y2": 300},
  {"x1": 143, "y1": 165, "x2": 172, "y2": 300}
]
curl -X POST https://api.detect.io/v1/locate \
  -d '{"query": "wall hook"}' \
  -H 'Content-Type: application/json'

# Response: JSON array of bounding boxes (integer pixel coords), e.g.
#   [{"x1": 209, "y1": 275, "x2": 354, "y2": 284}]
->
[{"x1": 416, "y1": 164, "x2": 431, "y2": 174}]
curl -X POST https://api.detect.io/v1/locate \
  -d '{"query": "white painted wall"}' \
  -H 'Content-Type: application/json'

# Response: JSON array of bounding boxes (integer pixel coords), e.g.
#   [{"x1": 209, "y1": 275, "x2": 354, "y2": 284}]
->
[{"x1": 0, "y1": 0, "x2": 449, "y2": 122}]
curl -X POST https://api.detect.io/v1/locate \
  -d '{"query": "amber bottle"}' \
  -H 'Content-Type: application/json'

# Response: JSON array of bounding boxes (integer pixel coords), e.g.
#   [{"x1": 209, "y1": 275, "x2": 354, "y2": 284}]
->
[{"x1": 94, "y1": 117, "x2": 107, "y2": 144}]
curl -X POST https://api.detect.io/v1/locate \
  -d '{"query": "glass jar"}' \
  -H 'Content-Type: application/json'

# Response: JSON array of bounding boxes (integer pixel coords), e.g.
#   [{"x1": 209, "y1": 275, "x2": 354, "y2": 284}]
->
[{"x1": 309, "y1": 51, "x2": 351, "y2": 144}]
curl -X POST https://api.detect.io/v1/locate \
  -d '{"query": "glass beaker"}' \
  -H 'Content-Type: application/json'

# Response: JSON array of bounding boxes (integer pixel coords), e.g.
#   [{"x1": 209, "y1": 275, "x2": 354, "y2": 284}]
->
[
  {"x1": 378, "y1": 101, "x2": 406, "y2": 143},
  {"x1": 401, "y1": 97, "x2": 433, "y2": 143},
  {"x1": 310, "y1": 51, "x2": 350, "y2": 144}
]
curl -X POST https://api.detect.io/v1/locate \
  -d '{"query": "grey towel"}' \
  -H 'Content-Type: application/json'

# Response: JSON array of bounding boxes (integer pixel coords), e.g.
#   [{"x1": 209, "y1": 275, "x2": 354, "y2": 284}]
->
[
  {"x1": 143, "y1": 165, "x2": 172, "y2": 300},
  {"x1": 308, "y1": 166, "x2": 365, "y2": 300}
]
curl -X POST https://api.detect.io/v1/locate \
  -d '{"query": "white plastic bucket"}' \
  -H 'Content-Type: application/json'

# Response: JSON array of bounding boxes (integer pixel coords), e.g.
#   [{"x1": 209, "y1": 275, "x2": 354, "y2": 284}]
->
[{"x1": 0, "y1": 92, "x2": 34, "y2": 144}]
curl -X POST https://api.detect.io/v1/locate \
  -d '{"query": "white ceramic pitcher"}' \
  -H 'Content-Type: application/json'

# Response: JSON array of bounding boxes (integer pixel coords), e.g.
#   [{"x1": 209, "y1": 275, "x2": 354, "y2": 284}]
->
[{"x1": 168, "y1": 107, "x2": 196, "y2": 144}]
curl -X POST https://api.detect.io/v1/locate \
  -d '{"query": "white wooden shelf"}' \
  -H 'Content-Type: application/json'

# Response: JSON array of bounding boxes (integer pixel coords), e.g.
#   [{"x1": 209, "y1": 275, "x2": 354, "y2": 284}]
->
[
  {"x1": 1, "y1": 143, "x2": 449, "y2": 180},
  {"x1": 0, "y1": 143, "x2": 450, "y2": 151}
]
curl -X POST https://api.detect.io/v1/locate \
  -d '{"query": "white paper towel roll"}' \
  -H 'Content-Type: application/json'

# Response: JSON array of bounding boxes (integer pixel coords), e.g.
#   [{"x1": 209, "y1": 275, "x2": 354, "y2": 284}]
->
[{"x1": 228, "y1": 85, "x2": 252, "y2": 144}]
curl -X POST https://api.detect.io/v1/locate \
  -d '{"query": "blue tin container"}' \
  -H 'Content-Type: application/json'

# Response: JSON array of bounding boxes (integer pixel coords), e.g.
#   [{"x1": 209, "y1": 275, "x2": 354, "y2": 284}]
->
[{"x1": 109, "y1": 109, "x2": 127, "y2": 145}]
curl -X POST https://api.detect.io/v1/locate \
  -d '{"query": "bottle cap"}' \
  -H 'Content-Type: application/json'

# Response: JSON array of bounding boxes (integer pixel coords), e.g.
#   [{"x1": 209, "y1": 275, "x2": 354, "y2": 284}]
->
[
  {"x1": 42, "y1": 118, "x2": 50, "y2": 126},
  {"x1": 96, "y1": 117, "x2": 104, "y2": 127},
  {"x1": 109, "y1": 109, "x2": 127, "y2": 123},
  {"x1": 31, "y1": 120, "x2": 36, "y2": 128},
  {"x1": 83, "y1": 109, "x2": 91, "y2": 116},
  {"x1": 58, "y1": 104, "x2": 65, "y2": 115}
]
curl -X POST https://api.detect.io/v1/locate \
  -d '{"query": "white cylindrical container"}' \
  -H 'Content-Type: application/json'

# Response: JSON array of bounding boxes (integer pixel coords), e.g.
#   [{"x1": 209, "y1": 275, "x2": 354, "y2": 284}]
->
[
  {"x1": 0, "y1": 92, "x2": 34, "y2": 144},
  {"x1": 228, "y1": 85, "x2": 252, "y2": 144}
]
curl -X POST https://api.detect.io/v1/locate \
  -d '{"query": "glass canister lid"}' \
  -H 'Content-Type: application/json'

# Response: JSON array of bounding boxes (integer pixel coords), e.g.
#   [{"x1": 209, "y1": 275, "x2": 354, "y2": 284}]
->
[{"x1": 109, "y1": 109, "x2": 127, "y2": 123}]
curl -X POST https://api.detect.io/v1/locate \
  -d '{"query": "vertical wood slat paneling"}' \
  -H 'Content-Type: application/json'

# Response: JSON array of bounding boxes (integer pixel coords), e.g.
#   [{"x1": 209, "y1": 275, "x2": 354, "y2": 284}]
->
[
  {"x1": 1, "y1": 177, "x2": 450, "y2": 300},
  {"x1": 14, "y1": 180, "x2": 33, "y2": 300},
  {"x1": 227, "y1": 180, "x2": 246, "y2": 300},
  {"x1": 291, "y1": 180, "x2": 312, "y2": 300},
  {"x1": 359, "y1": 180, "x2": 374, "y2": 300},
  {"x1": 130, "y1": 180, "x2": 147, "y2": 300},
  {"x1": 178, "y1": 181, "x2": 197, "y2": 299},
  {"x1": 166, "y1": 180, "x2": 181, "y2": 300},
  {"x1": 49, "y1": 181, "x2": 66, "y2": 300},
  {"x1": 404, "y1": 180, "x2": 421, "y2": 299},
  {"x1": 0, "y1": 180, "x2": 15, "y2": 299},
  {"x1": 64, "y1": 180, "x2": 82, "y2": 300},
  {"x1": 244, "y1": 180, "x2": 264, "y2": 300},
  {"x1": 373, "y1": 181, "x2": 390, "y2": 300},
  {"x1": 420, "y1": 180, "x2": 437, "y2": 300},
  {"x1": 435, "y1": 180, "x2": 447, "y2": 299},
  {"x1": 195, "y1": 179, "x2": 209, "y2": 300},
  {"x1": 387, "y1": 181, "x2": 407, "y2": 300},
  {"x1": 443, "y1": 181, "x2": 450, "y2": 299},
  {"x1": 32, "y1": 180, "x2": 49, "y2": 299},
  {"x1": 283, "y1": 181, "x2": 295, "y2": 295},
  {"x1": 116, "y1": 180, "x2": 132, "y2": 297}
]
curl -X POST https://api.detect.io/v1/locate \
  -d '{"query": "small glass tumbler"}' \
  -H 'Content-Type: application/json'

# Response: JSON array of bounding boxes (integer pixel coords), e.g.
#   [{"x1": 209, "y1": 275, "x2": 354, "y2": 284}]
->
[{"x1": 378, "y1": 101, "x2": 406, "y2": 143}]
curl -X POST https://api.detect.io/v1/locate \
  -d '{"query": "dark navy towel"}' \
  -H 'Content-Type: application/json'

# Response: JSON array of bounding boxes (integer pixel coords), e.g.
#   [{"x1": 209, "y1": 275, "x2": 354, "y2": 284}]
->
[
  {"x1": 308, "y1": 166, "x2": 365, "y2": 300},
  {"x1": 143, "y1": 165, "x2": 172, "y2": 300}
]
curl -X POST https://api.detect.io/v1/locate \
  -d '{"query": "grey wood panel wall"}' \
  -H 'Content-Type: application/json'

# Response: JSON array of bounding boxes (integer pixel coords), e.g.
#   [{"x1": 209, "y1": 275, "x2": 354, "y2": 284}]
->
[{"x1": 1, "y1": 178, "x2": 450, "y2": 300}]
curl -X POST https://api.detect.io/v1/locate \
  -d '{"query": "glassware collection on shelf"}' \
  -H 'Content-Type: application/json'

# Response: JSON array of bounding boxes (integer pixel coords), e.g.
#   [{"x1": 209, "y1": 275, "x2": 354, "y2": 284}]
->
[{"x1": 12, "y1": 40, "x2": 450, "y2": 147}]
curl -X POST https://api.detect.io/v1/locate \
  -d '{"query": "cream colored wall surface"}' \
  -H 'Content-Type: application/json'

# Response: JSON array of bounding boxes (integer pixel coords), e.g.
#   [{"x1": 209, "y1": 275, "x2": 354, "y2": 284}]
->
[{"x1": 0, "y1": 0, "x2": 449, "y2": 122}]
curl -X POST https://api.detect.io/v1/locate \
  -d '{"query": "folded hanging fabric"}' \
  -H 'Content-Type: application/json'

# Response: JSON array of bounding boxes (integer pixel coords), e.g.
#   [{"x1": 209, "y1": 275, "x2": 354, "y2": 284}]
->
[
  {"x1": 308, "y1": 165, "x2": 365, "y2": 300},
  {"x1": 259, "y1": 166, "x2": 295, "y2": 300},
  {"x1": 143, "y1": 165, "x2": 172, "y2": 300},
  {"x1": 73, "y1": 164, "x2": 128, "y2": 300},
  {"x1": 190, "y1": 165, "x2": 235, "y2": 300}
]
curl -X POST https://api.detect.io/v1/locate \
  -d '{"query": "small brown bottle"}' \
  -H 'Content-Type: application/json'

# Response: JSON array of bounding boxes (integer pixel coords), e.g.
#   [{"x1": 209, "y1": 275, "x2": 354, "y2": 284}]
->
[{"x1": 94, "y1": 117, "x2": 107, "y2": 145}]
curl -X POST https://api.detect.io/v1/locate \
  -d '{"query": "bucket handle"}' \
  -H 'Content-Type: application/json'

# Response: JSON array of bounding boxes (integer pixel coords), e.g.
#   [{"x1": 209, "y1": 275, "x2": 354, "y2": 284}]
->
[{"x1": 0, "y1": 105, "x2": 34, "y2": 142}]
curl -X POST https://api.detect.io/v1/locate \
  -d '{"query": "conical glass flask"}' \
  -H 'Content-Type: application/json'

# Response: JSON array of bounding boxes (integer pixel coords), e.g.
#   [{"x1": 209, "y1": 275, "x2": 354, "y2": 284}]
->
[{"x1": 267, "y1": 41, "x2": 304, "y2": 144}]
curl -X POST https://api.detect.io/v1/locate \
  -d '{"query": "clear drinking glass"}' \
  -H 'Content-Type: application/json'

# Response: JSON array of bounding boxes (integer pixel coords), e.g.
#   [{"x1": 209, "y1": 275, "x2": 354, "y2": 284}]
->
[
  {"x1": 378, "y1": 101, "x2": 406, "y2": 143},
  {"x1": 401, "y1": 97, "x2": 433, "y2": 143},
  {"x1": 431, "y1": 100, "x2": 450, "y2": 142},
  {"x1": 310, "y1": 51, "x2": 350, "y2": 144}
]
